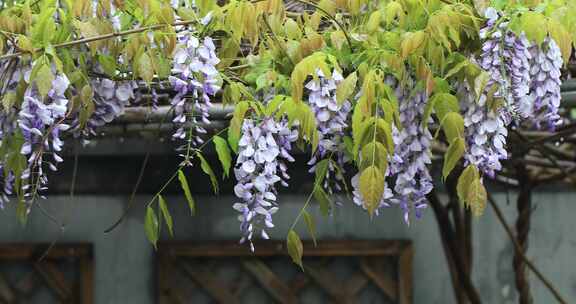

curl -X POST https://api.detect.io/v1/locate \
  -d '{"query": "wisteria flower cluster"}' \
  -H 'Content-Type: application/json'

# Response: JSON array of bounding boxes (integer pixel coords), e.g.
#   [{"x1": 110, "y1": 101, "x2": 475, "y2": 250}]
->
[
  {"x1": 18, "y1": 72, "x2": 71, "y2": 201},
  {"x1": 351, "y1": 80, "x2": 433, "y2": 224},
  {"x1": 388, "y1": 90, "x2": 434, "y2": 223},
  {"x1": 169, "y1": 34, "x2": 221, "y2": 152},
  {"x1": 528, "y1": 36, "x2": 563, "y2": 130},
  {"x1": 479, "y1": 8, "x2": 532, "y2": 124},
  {"x1": 460, "y1": 81, "x2": 509, "y2": 178},
  {"x1": 305, "y1": 69, "x2": 351, "y2": 195},
  {"x1": 73, "y1": 78, "x2": 137, "y2": 140},
  {"x1": 233, "y1": 118, "x2": 298, "y2": 251}
]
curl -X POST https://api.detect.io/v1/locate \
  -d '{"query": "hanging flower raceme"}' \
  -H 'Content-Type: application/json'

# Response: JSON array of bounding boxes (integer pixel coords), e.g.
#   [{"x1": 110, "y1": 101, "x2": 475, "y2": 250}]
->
[
  {"x1": 479, "y1": 8, "x2": 532, "y2": 124},
  {"x1": 388, "y1": 88, "x2": 433, "y2": 224},
  {"x1": 528, "y1": 36, "x2": 563, "y2": 130},
  {"x1": 169, "y1": 34, "x2": 221, "y2": 154},
  {"x1": 18, "y1": 73, "x2": 71, "y2": 201},
  {"x1": 460, "y1": 81, "x2": 508, "y2": 179},
  {"x1": 233, "y1": 118, "x2": 298, "y2": 251},
  {"x1": 0, "y1": 109, "x2": 17, "y2": 207},
  {"x1": 305, "y1": 69, "x2": 351, "y2": 195},
  {"x1": 73, "y1": 78, "x2": 137, "y2": 140}
]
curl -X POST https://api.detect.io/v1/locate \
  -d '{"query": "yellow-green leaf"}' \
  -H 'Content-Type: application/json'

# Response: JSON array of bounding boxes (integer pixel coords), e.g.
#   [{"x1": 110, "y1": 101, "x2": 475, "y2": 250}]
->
[
  {"x1": 336, "y1": 72, "x2": 357, "y2": 105},
  {"x1": 138, "y1": 53, "x2": 154, "y2": 83},
  {"x1": 442, "y1": 137, "x2": 465, "y2": 180},
  {"x1": 359, "y1": 165, "x2": 385, "y2": 216},
  {"x1": 178, "y1": 169, "x2": 196, "y2": 215},
  {"x1": 440, "y1": 112, "x2": 464, "y2": 143},
  {"x1": 145, "y1": 206, "x2": 159, "y2": 248},
  {"x1": 302, "y1": 210, "x2": 317, "y2": 246},
  {"x1": 466, "y1": 177, "x2": 487, "y2": 216},
  {"x1": 213, "y1": 136, "x2": 232, "y2": 178},
  {"x1": 287, "y1": 230, "x2": 304, "y2": 269},
  {"x1": 196, "y1": 152, "x2": 219, "y2": 194},
  {"x1": 158, "y1": 195, "x2": 173, "y2": 237},
  {"x1": 35, "y1": 64, "x2": 54, "y2": 97},
  {"x1": 457, "y1": 165, "x2": 479, "y2": 204}
]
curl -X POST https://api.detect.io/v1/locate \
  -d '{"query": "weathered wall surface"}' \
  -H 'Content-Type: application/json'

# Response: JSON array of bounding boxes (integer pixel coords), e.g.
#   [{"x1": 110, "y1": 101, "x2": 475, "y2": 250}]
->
[{"x1": 0, "y1": 192, "x2": 574, "y2": 303}]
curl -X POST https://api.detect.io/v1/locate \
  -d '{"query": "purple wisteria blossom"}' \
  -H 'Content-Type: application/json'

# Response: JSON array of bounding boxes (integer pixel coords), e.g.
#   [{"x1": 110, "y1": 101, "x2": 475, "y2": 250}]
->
[
  {"x1": 305, "y1": 69, "x2": 351, "y2": 195},
  {"x1": 528, "y1": 36, "x2": 563, "y2": 130},
  {"x1": 479, "y1": 8, "x2": 532, "y2": 124},
  {"x1": 460, "y1": 81, "x2": 508, "y2": 178},
  {"x1": 388, "y1": 89, "x2": 433, "y2": 224},
  {"x1": 169, "y1": 34, "x2": 220, "y2": 152},
  {"x1": 18, "y1": 73, "x2": 71, "y2": 201},
  {"x1": 0, "y1": 109, "x2": 17, "y2": 207},
  {"x1": 351, "y1": 78, "x2": 432, "y2": 224},
  {"x1": 73, "y1": 78, "x2": 137, "y2": 139},
  {"x1": 233, "y1": 118, "x2": 298, "y2": 251}
]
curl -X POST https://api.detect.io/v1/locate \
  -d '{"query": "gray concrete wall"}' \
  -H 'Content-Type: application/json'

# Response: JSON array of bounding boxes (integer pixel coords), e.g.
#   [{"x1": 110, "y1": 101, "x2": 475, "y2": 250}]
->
[{"x1": 0, "y1": 192, "x2": 574, "y2": 303}]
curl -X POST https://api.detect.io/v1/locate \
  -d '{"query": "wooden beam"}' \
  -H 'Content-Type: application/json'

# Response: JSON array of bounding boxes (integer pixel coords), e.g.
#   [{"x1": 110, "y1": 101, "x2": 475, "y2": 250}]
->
[{"x1": 241, "y1": 259, "x2": 298, "y2": 304}]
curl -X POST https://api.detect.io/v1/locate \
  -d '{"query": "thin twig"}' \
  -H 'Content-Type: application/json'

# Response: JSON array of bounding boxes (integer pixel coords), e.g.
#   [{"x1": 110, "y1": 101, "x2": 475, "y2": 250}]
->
[{"x1": 0, "y1": 19, "x2": 199, "y2": 61}]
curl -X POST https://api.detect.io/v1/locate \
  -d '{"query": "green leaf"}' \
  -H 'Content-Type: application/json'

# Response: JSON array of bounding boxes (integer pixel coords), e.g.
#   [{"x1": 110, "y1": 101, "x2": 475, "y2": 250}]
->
[
  {"x1": 313, "y1": 185, "x2": 331, "y2": 216},
  {"x1": 178, "y1": 169, "x2": 196, "y2": 215},
  {"x1": 302, "y1": 211, "x2": 317, "y2": 246},
  {"x1": 138, "y1": 52, "x2": 154, "y2": 83},
  {"x1": 336, "y1": 72, "x2": 357, "y2": 105},
  {"x1": 457, "y1": 165, "x2": 479, "y2": 204},
  {"x1": 401, "y1": 31, "x2": 426, "y2": 58},
  {"x1": 287, "y1": 230, "x2": 304, "y2": 269},
  {"x1": 433, "y1": 93, "x2": 459, "y2": 121},
  {"x1": 213, "y1": 136, "x2": 232, "y2": 178},
  {"x1": 466, "y1": 177, "x2": 487, "y2": 216},
  {"x1": 291, "y1": 52, "x2": 331, "y2": 103},
  {"x1": 360, "y1": 141, "x2": 388, "y2": 176},
  {"x1": 145, "y1": 206, "x2": 159, "y2": 248},
  {"x1": 2, "y1": 92, "x2": 16, "y2": 112},
  {"x1": 228, "y1": 101, "x2": 250, "y2": 152},
  {"x1": 314, "y1": 159, "x2": 330, "y2": 186},
  {"x1": 35, "y1": 64, "x2": 54, "y2": 97},
  {"x1": 442, "y1": 137, "x2": 465, "y2": 180},
  {"x1": 358, "y1": 166, "x2": 385, "y2": 216},
  {"x1": 440, "y1": 112, "x2": 464, "y2": 143},
  {"x1": 158, "y1": 195, "x2": 173, "y2": 237},
  {"x1": 196, "y1": 152, "x2": 219, "y2": 194}
]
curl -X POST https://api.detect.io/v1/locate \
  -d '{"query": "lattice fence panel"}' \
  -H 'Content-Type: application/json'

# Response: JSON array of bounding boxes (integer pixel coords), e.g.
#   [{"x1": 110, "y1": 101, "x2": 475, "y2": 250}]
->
[
  {"x1": 157, "y1": 240, "x2": 412, "y2": 304},
  {"x1": 0, "y1": 243, "x2": 93, "y2": 304}
]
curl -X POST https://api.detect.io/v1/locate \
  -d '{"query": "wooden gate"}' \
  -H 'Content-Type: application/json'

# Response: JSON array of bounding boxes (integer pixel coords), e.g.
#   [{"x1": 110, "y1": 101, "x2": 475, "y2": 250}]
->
[
  {"x1": 157, "y1": 240, "x2": 412, "y2": 304},
  {"x1": 0, "y1": 243, "x2": 93, "y2": 304}
]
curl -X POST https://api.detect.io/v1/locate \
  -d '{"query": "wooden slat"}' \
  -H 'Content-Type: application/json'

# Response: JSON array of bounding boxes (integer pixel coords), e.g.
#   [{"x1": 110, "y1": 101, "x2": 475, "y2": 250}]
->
[
  {"x1": 242, "y1": 259, "x2": 298, "y2": 304},
  {"x1": 360, "y1": 257, "x2": 398, "y2": 301},
  {"x1": 159, "y1": 240, "x2": 410, "y2": 257},
  {"x1": 343, "y1": 271, "x2": 369, "y2": 296},
  {"x1": 179, "y1": 261, "x2": 240, "y2": 304},
  {"x1": 304, "y1": 264, "x2": 351, "y2": 304},
  {"x1": 231, "y1": 273, "x2": 253, "y2": 298},
  {"x1": 0, "y1": 272, "x2": 16, "y2": 303},
  {"x1": 0, "y1": 244, "x2": 91, "y2": 260},
  {"x1": 398, "y1": 244, "x2": 414, "y2": 304},
  {"x1": 14, "y1": 271, "x2": 38, "y2": 296},
  {"x1": 80, "y1": 255, "x2": 94, "y2": 304},
  {"x1": 34, "y1": 261, "x2": 72, "y2": 301}
]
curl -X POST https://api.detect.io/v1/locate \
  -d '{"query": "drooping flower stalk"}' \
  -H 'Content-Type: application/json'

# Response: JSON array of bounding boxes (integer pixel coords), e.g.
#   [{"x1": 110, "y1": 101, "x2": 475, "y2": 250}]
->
[
  {"x1": 479, "y1": 8, "x2": 532, "y2": 124},
  {"x1": 388, "y1": 87, "x2": 433, "y2": 224},
  {"x1": 73, "y1": 78, "x2": 137, "y2": 140},
  {"x1": 351, "y1": 78, "x2": 432, "y2": 223},
  {"x1": 169, "y1": 34, "x2": 221, "y2": 161},
  {"x1": 305, "y1": 69, "x2": 351, "y2": 195},
  {"x1": 233, "y1": 118, "x2": 298, "y2": 251},
  {"x1": 18, "y1": 73, "x2": 71, "y2": 202},
  {"x1": 528, "y1": 36, "x2": 563, "y2": 130}
]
